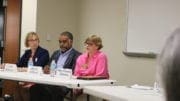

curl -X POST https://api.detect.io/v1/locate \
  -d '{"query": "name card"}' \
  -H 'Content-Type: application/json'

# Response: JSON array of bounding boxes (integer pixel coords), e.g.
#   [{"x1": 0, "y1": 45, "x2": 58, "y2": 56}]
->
[
  {"x1": 56, "y1": 68, "x2": 72, "y2": 79},
  {"x1": 27, "y1": 66, "x2": 42, "y2": 75},
  {"x1": 4, "y1": 63, "x2": 18, "y2": 72}
]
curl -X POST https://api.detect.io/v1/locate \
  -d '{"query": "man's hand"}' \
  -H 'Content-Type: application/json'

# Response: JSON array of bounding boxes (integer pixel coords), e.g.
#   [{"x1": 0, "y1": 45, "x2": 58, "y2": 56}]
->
[{"x1": 43, "y1": 65, "x2": 50, "y2": 74}]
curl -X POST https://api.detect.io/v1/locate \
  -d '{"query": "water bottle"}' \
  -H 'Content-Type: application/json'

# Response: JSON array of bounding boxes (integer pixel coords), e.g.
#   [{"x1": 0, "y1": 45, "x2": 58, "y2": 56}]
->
[
  {"x1": 50, "y1": 60, "x2": 56, "y2": 77},
  {"x1": 154, "y1": 82, "x2": 160, "y2": 92},
  {"x1": 28, "y1": 58, "x2": 33, "y2": 68}
]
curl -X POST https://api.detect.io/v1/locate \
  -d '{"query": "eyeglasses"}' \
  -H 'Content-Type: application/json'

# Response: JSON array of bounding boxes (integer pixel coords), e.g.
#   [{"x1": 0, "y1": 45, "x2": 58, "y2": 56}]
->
[
  {"x1": 28, "y1": 39, "x2": 38, "y2": 42},
  {"x1": 84, "y1": 42, "x2": 94, "y2": 46}
]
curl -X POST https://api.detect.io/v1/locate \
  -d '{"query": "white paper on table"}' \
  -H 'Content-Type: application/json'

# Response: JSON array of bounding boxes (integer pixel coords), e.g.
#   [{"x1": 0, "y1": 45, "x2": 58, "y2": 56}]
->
[
  {"x1": 131, "y1": 84, "x2": 152, "y2": 90},
  {"x1": 4, "y1": 63, "x2": 18, "y2": 72},
  {"x1": 27, "y1": 66, "x2": 43, "y2": 75},
  {"x1": 56, "y1": 68, "x2": 72, "y2": 79}
]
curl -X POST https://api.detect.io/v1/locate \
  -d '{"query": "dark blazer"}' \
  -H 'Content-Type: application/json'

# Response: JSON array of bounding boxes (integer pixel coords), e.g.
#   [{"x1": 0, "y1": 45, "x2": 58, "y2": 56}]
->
[
  {"x1": 49, "y1": 48, "x2": 81, "y2": 72},
  {"x1": 29, "y1": 48, "x2": 80, "y2": 101},
  {"x1": 17, "y1": 46, "x2": 49, "y2": 68}
]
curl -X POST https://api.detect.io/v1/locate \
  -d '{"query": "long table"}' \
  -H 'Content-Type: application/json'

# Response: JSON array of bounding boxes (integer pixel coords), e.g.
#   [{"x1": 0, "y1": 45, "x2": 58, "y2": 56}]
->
[
  {"x1": 84, "y1": 86, "x2": 164, "y2": 101},
  {"x1": 0, "y1": 71, "x2": 116, "y2": 89},
  {"x1": 0, "y1": 70, "x2": 116, "y2": 101}
]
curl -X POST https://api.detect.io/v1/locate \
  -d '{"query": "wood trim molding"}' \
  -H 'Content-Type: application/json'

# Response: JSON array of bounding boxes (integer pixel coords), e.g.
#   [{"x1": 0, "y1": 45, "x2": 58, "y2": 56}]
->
[{"x1": 3, "y1": 0, "x2": 21, "y2": 96}]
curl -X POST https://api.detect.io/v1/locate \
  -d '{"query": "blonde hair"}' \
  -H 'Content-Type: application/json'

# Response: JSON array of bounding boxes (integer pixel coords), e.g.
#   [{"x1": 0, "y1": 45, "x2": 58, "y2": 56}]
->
[
  {"x1": 25, "y1": 32, "x2": 39, "y2": 47},
  {"x1": 85, "y1": 35, "x2": 103, "y2": 50}
]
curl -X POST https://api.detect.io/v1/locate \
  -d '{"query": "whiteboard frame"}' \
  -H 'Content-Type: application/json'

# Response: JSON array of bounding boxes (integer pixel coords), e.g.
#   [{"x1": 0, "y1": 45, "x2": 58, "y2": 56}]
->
[{"x1": 123, "y1": 0, "x2": 157, "y2": 58}]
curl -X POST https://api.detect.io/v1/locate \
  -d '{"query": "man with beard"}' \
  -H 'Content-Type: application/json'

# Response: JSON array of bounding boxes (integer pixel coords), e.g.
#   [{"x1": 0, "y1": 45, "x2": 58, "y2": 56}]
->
[{"x1": 30, "y1": 31, "x2": 81, "y2": 101}]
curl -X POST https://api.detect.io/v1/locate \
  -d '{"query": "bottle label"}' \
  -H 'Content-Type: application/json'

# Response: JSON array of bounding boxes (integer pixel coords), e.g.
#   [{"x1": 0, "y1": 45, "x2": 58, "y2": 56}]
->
[
  {"x1": 50, "y1": 60, "x2": 56, "y2": 77},
  {"x1": 28, "y1": 58, "x2": 34, "y2": 68}
]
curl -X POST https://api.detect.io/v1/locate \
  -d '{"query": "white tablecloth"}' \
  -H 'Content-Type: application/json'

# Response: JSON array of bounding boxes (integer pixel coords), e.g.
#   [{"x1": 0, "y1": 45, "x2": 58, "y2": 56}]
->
[
  {"x1": 0, "y1": 71, "x2": 116, "y2": 89},
  {"x1": 84, "y1": 86, "x2": 164, "y2": 101}
]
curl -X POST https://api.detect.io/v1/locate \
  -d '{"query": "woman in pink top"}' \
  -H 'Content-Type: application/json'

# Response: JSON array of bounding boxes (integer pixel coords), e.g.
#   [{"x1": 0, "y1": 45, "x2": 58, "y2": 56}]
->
[{"x1": 74, "y1": 35, "x2": 109, "y2": 78}]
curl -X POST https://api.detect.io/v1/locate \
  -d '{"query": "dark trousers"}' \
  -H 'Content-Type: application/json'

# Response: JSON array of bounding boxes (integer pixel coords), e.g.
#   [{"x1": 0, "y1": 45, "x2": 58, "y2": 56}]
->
[
  {"x1": 29, "y1": 84, "x2": 52, "y2": 101},
  {"x1": 14, "y1": 83, "x2": 30, "y2": 101},
  {"x1": 29, "y1": 84, "x2": 69, "y2": 101}
]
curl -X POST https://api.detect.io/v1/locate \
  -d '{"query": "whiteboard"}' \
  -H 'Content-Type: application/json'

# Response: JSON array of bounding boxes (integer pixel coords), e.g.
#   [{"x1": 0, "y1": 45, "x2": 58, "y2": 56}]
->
[{"x1": 126, "y1": 0, "x2": 180, "y2": 55}]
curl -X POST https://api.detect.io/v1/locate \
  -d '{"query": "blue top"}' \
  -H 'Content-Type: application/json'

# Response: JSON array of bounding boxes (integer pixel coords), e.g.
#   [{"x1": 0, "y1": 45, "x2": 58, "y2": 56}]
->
[
  {"x1": 17, "y1": 46, "x2": 49, "y2": 68},
  {"x1": 49, "y1": 48, "x2": 81, "y2": 72},
  {"x1": 56, "y1": 48, "x2": 72, "y2": 69}
]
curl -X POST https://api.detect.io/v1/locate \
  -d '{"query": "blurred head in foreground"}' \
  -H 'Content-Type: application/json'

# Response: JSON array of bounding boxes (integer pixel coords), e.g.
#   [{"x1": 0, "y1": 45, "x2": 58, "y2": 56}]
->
[{"x1": 159, "y1": 28, "x2": 180, "y2": 101}]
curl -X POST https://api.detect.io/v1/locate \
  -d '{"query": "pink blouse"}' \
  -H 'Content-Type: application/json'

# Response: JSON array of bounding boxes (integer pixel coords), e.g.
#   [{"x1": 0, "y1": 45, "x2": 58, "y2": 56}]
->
[{"x1": 74, "y1": 51, "x2": 109, "y2": 78}]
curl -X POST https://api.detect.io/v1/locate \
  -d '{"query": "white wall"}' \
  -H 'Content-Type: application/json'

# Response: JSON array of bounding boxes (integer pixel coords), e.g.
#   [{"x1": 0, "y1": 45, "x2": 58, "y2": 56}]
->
[
  {"x1": 36, "y1": 0, "x2": 79, "y2": 55},
  {"x1": 36, "y1": 0, "x2": 157, "y2": 86},
  {"x1": 76, "y1": 0, "x2": 157, "y2": 85},
  {"x1": 32, "y1": 0, "x2": 158, "y2": 100},
  {"x1": 21, "y1": 0, "x2": 37, "y2": 55}
]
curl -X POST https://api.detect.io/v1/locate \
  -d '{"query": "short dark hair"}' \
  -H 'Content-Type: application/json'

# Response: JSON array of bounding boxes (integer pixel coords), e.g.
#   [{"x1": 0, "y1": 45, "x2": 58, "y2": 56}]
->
[
  {"x1": 60, "y1": 31, "x2": 73, "y2": 40},
  {"x1": 159, "y1": 28, "x2": 180, "y2": 101}
]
